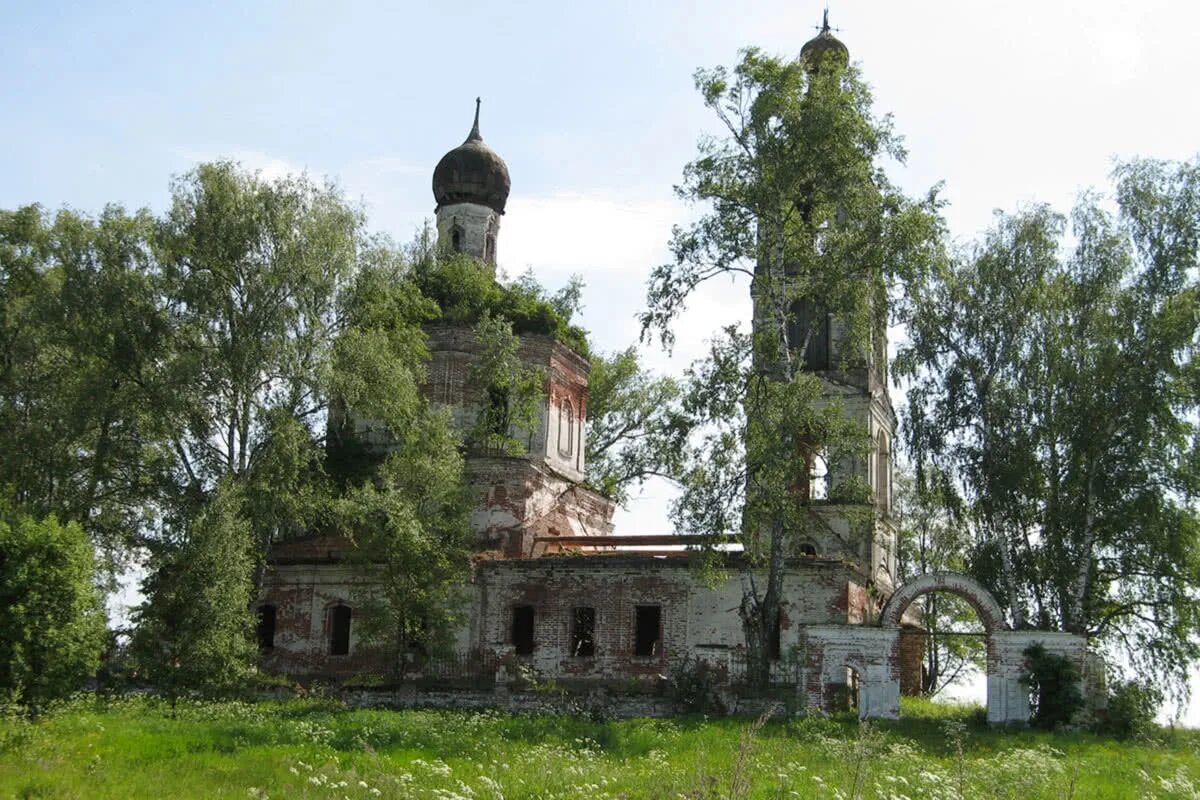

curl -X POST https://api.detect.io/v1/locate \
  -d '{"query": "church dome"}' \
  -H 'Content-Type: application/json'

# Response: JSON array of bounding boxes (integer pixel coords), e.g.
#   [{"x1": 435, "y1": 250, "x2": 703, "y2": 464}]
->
[
  {"x1": 432, "y1": 99, "x2": 511, "y2": 215},
  {"x1": 800, "y1": 11, "x2": 849, "y2": 70}
]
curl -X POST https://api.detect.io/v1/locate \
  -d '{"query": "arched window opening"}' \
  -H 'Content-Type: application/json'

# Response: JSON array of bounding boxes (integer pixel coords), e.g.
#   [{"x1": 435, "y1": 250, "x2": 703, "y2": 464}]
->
[
  {"x1": 798, "y1": 542, "x2": 818, "y2": 558},
  {"x1": 256, "y1": 604, "x2": 277, "y2": 650},
  {"x1": 875, "y1": 432, "x2": 890, "y2": 513},
  {"x1": 329, "y1": 604, "x2": 352, "y2": 656},
  {"x1": 558, "y1": 398, "x2": 575, "y2": 458},
  {"x1": 450, "y1": 226, "x2": 464, "y2": 253}
]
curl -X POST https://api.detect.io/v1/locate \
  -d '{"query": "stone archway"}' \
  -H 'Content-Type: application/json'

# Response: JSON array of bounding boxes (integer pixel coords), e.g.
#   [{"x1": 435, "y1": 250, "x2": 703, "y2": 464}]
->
[
  {"x1": 800, "y1": 573, "x2": 1091, "y2": 724},
  {"x1": 880, "y1": 572, "x2": 1014, "y2": 723},
  {"x1": 879, "y1": 571, "x2": 1007, "y2": 632}
]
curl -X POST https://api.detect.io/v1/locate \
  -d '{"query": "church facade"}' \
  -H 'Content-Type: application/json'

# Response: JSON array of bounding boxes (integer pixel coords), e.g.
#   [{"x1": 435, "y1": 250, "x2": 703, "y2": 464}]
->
[{"x1": 256, "y1": 25, "x2": 1097, "y2": 723}]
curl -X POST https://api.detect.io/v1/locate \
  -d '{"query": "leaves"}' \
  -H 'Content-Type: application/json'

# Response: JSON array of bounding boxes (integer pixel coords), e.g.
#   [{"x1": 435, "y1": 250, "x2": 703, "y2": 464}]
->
[
  {"x1": 899, "y1": 157, "x2": 1200, "y2": 697},
  {"x1": 0, "y1": 505, "x2": 107, "y2": 712}
]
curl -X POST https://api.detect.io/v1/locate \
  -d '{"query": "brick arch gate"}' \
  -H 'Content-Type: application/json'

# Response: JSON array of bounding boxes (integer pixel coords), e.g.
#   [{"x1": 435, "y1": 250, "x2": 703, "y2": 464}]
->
[
  {"x1": 800, "y1": 571, "x2": 1090, "y2": 724},
  {"x1": 879, "y1": 571, "x2": 1006, "y2": 632}
]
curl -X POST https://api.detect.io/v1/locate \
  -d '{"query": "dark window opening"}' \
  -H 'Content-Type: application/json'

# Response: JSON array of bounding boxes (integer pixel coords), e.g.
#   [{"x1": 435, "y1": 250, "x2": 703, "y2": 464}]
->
[
  {"x1": 634, "y1": 605, "x2": 661, "y2": 657},
  {"x1": 330, "y1": 604, "x2": 352, "y2": 656},
  {"x1": 512, "y1": 605, "x2": 535, "y2": 655},
  {"x1": 451, "y1": 227, "x2": 463, "y2": 252},
  {"x1": 256, "y1": 604, "x2": 277, "y2": 650},
  {"x1": 769, "y1": 612, "x2": 782, "y2": 661},
  {"x1": 799, "y1": 542, "x2": 817, "y2": 557},
  {"x1": 571, "y1": 607, "x2": 595, "y2": 657},
  {"x1": 485, "y1": 232, "x2": 496, "y2": 262},
  {"x1": 788, "y1": 299, "x2": 830, "y2": 371}
]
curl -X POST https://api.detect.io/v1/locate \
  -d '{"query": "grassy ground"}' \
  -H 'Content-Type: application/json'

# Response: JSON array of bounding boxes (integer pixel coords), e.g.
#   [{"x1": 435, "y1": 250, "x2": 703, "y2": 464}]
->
[{"x1": 1, "y1": 695, "x2": 1197, "y2": 799}]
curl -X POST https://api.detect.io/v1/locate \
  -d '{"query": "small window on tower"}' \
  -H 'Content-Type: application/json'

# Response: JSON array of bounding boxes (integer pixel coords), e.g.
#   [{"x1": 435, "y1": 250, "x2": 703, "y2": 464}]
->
[
  {"x1": 571, "y1": 607, "x2": 596, "y2": 657},
  {"x1": 512, "y1": 605, "x2": 535, "y2": 655},
  {"x1": 485, "y1": 232, "x2": 496, "y2": 262},
  {"x1": 451, "y1": 226, "x2": 463, "y2": 252},
  {"x1": 634, "y1": 605, "x2": 661, "y2": 657}
]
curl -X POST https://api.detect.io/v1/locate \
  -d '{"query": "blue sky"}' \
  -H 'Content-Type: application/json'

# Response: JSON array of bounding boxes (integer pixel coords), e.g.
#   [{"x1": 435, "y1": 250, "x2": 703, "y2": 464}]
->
[{"x1": 6, "y1": 0, "x2": 1200, "y2": 717}]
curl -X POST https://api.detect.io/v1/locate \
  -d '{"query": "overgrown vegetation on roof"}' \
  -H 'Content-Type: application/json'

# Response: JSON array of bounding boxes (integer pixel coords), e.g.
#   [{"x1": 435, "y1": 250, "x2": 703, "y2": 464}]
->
[{"x1": 412, "y1": 250, "x2": 591, "y2": 358}]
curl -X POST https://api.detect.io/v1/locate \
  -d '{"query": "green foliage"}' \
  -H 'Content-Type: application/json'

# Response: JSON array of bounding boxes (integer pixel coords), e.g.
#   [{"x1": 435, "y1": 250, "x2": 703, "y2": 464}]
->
[
  {"x1": 1102, "y1": 679, "x2": 1163, "y2": 741},
  {"x1": 0, "y1": 506, "x2": 106, "y2": 713},
  {"x1": 0, "y1": 203, "x2": 169, "y2": 566},
  {"x1": 898, "y1": 159, "x2": 1200, "y2": 696},
  {"x1": 585, "y1": 347, "x2": 688, "y2": 504},
  {"x1": 1, "y1": 697, "x2": 1197, "y2": 798},
  {"x1": 333, "y1": 415, "x2": 472, "y2": 672},
  {"x1": 641, "y1": 45, "x2": 943, "y2": 688},
  {"x1": 1022, "y1": 643, "x2": 1084, "y2": 730},
  {"x1": 413, "y1": 254, "x2": 590, "y2": 356},
  {"x1": 130, "y1": 485, "x2": 258, "y2": 699},
  {"x1": 893, "y1": 471, "x2": 986, "y2": 696},
  {"x1": 668, "y1": 657, "x2": 727, "y2": 714},
  {"x1": 464, "y1": 312, "x2": 546, "y2": 454}
]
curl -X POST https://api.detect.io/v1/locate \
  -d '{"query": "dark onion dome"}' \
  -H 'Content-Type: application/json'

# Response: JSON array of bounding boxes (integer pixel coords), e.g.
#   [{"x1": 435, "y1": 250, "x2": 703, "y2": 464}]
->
[
  {"x1": 800, "y1": 10, "x2": 849, "y2": 70},
  {"x1": 432, "y1": 98, "x2": 511, "y2": 215}
]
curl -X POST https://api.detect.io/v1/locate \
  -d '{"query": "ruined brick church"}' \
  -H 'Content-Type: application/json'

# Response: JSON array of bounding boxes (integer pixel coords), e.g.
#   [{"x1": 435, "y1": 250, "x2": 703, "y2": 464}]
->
[{"x1": 258, "y1": 21, "x2": 1097, "y2": 723}]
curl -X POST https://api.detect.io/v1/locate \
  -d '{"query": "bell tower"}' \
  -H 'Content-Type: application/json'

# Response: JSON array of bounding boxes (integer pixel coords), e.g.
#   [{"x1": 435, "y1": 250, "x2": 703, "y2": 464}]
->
[
  {"x1": 431, "y1": 98, "x2": 510, "y2": 270},
  {"x1": 750, "y1": 14, "x2": 898, "y2": 592}
]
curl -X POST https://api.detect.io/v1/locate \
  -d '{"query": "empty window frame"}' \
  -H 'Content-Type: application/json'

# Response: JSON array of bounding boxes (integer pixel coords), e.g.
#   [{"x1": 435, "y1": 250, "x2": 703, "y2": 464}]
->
[
  {"x1": 633, "y1": 605, "x2": 661, "y2": 657},
  {"x1": 512, "y1": 605, "x2": 535, "y2": 655},
  {"x1": 256, "y1": 604, "x2": 277, "y2": 650},
  {"x1": 571, "y1": 607, "x2": 596, "y2": 657},
  {"x1": 329, "y1": 604, "x2": 352, "y2": 656}
]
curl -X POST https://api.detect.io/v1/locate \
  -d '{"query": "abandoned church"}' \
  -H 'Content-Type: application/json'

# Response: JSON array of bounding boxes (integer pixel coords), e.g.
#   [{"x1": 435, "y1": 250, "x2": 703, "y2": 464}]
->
[{"x1": 256, "y1": 22, "x2": 1102, "y2": 723}]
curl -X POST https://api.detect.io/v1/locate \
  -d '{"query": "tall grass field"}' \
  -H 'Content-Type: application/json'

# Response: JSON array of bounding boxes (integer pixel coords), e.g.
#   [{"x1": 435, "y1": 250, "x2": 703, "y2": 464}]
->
[{"x1": 1, "y1": 695, "x2": 1197, "y2": 799}]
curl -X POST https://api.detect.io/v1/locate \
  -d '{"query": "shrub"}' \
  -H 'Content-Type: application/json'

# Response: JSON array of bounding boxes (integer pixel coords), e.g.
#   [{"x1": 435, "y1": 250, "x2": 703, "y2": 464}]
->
[
  {"x1": 0, "y1": 506, "x2": 107, "y2": 713},
  {"x1": 669, "y1": 657, "x2": 727, "y2": 713},
  {"x1": 1102, "y1": 678, "x2": 1162, "y2": 740},
  {"x1": 1021, "y1": 643, "x2": 1082, "y2": 729}
]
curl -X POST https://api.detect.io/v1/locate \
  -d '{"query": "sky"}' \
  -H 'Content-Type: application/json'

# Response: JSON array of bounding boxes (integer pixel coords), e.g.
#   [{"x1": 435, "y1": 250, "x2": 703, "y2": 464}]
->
[{"x1": 5, "y1": 0, "x2": 1199, "y2": 720}]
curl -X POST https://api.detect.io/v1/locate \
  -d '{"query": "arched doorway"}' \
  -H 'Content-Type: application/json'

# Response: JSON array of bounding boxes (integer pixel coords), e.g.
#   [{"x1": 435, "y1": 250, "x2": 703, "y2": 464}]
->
[{"x1": 879, "y1": 572, "x2": 1006, "y2": 720}]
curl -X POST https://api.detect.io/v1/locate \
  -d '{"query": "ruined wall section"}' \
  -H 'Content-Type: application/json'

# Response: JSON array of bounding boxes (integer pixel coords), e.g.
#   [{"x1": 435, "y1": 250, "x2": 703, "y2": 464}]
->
[
  {"x1": 468, "y1": 457, "x2": 615, "y2": 557},
  {"x1": 422, "y1": 325, "x2": 590, "y2": 479},
  {"x1": 475, "y1": 557, "x2": 857, "y2": 682},
  {"x1": 258, "y1": 538, "x2": 391, "y2": 679}
]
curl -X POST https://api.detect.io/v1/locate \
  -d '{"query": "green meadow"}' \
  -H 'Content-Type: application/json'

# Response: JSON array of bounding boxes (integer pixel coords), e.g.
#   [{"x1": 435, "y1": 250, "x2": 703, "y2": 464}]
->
[{"x1": 1, "y1": 696, "x2": 1197, "y2": 799}]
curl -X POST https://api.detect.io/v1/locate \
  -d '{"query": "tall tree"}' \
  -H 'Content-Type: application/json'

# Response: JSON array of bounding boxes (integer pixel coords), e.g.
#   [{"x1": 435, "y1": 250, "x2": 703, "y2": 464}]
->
[
  {"x1": 584, "y1": 347, "x2": 688, "y2": 506},
  {"x1": 897, "y1": 158, "x2": 1200, "y2": 697},
  {"x1": 0, "y1": 205, "x2": 170, "y2": 568},
  {"x1": 641, "y1": 47, "x2": 942, "y2": 684},
  {"x1": 130, "y1": 484, "x2": 258, "y2": 700},
  {"x1": 156, "y1": 162, "x2": 363, "y2": 531}
]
